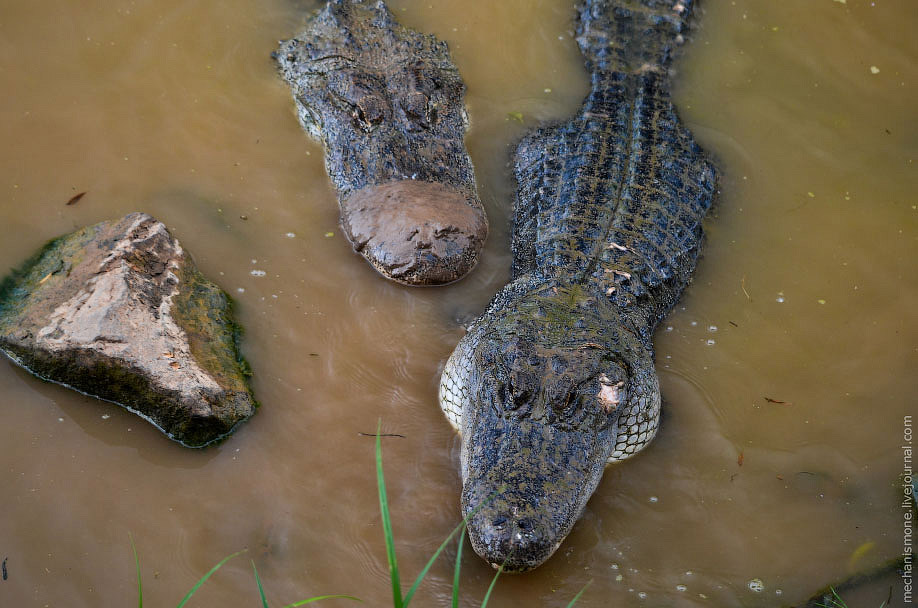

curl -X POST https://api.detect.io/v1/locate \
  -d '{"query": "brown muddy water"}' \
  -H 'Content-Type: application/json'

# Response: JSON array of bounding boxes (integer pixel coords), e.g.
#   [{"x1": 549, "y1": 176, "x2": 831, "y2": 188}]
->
[{"x1": 0, "y1": 0, "x2": 915, "y2": 606}]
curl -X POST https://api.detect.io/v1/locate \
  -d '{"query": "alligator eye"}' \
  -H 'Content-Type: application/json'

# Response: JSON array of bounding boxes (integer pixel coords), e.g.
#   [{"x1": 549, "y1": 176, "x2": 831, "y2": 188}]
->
[
  {"x1": 354, "y1": 94, "x2": 384, "y2": 130},
  {"x1": 512, "y1": 389, "x2": 531, "y2": 410},
  {"x1": 403, "y1": 91, "x2": 431, "y2": 127}
]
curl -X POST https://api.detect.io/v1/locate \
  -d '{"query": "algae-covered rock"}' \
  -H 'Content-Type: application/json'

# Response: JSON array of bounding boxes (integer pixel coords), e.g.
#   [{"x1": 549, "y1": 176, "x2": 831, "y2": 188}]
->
[{"x1": 0, "y1": 213, "x2": 256, "y2": 447}]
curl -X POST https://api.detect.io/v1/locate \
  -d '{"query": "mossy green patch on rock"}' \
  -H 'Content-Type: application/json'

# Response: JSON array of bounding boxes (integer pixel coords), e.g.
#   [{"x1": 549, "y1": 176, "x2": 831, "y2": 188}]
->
[
  {"x1": 171, "y1": 260, "x2": 258, "y2": 406},
  {"x1": 0, "y1": 213, "x2": 257, "y2": 447},
  {"x1": 0, "y1": 223, "x2": 99, "y2": 334}
]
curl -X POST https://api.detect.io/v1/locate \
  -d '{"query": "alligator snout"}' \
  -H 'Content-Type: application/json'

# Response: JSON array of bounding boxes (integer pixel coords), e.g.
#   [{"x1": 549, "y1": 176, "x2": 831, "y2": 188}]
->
[
  {"x1": 464, "y1": 486, "x2": 563, "y2": 573},
  {"x1": 460, "y1": 411, "x2": 616, "y2": 572},
  {"x1": 341, "y1": 180, "x2": 487, "y2": 285}
]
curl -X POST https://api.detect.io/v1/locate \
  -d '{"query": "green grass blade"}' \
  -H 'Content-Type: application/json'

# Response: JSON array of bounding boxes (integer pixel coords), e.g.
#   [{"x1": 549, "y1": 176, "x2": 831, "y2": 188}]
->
[
  {"x1": 402, "y1": 483, "x2": 500, "y2": 606},
  {"x1": 253, "y1": 560, "x2": 270, "y2": 608},
  {"x1": 480, "y1": 562, "x2": 504, "y2": 608},
  {"x1": 565, "y1": 580, "x2": 592, "y2": 607},
  {"x1": 130, "y1": 534, "x2": 143, "y2": 608},
  {"x1": 376, "y1": 421, "x2": 403, "y2": 608},
  {"x1": 830, "y1": 587, "x2": 847, "y2": 608},
  {"x1": 282, "y1": 596, "x2": 362, "y2": 607},
  {"x1": 451, "y1": 525, "x2": 466, "y2": 608},
  {"x1": 403, "y1": 519, "x2": 468, "y2": 606},
  {"x1": 403, "y1": 483, "x2": 500, "y2": 605},
  {"x1": 175, "y1": 550, "x2": 245, "y2": 608}
]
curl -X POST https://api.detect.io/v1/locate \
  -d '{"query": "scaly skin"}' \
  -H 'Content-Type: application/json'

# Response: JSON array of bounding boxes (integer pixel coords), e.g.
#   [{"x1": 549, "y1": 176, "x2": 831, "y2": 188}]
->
[
  {"x1": 439, "y1": 0, "x2": 717, "y2": 571},
  {"x1": 275, "y1": 0, "x2": 487, "y2": 285}
]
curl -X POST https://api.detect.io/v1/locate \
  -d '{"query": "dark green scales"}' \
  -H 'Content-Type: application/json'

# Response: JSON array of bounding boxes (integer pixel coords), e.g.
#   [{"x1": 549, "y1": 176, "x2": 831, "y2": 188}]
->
[{"x1": 439, "y1": 0, "x2": 718, "y2": 571}]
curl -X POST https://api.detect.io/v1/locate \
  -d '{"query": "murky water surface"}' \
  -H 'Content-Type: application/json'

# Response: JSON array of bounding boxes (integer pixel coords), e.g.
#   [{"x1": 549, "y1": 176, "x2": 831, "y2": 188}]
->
[{"x1": 1, "y1": 0, "x2": 915, "y2": 606}]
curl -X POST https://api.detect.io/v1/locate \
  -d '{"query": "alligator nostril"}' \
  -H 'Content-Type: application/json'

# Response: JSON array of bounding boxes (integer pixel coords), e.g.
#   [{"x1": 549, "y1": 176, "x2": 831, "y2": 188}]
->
[{"x1": 492, "y1": 516, "x2": 507, "y2": 531}]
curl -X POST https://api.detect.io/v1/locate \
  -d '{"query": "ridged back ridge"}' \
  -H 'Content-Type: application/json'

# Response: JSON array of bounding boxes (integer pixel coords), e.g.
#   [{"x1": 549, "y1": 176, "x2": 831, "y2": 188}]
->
[{"x1": 510, "y1": 0, "x2": 716, "y2": 327}]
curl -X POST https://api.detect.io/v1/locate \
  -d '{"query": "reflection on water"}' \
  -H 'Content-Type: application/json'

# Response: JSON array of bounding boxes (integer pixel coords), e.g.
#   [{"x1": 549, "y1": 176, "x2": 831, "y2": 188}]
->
[{"x1": 0, "y1": 0, "x2": 914, "y2": 606}]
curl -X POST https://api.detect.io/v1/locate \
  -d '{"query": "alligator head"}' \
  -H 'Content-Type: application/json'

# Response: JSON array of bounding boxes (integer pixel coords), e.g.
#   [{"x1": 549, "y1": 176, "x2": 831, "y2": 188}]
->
[
  {"x1": 440, "y1": 278, "x2": 660, "y2": 571},
  {"x1": 275, "y1": 0, "x2": 487, "y2": 285}
]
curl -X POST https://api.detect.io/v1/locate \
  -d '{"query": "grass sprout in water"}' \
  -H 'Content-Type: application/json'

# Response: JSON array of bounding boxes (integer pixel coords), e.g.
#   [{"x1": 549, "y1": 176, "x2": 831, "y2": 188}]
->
[{"x1": 126, "y1": 424, "x2": 589, "y2": 606}]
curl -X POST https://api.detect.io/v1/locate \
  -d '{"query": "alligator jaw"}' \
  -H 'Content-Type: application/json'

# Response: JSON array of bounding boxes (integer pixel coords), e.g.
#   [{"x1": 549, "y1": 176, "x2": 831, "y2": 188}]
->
[
  {"x1": 341, "y1": 180, "x2": 487, "y2": 286},
  {"x1": 460, "y1": 410, "x2": 615, "y2": 573}
]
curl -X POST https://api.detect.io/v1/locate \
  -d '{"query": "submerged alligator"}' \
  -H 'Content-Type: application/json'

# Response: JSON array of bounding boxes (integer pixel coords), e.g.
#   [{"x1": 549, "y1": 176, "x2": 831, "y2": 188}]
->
[
  {"x1": 275, "y1": 0, "x2": 487, "y2": 286},
  {"x1": 439, "y1": 0, "x2": 717, "y2": 571}
]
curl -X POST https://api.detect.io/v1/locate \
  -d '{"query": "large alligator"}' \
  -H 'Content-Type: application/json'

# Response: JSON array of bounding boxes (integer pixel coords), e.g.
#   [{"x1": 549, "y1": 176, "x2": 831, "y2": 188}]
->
[
  {"x1": 438, "y1": 0, "x2": 717, "y2": 571},
  {"x1": 275, "y1": 0, "x2": 487, "y2": 286}
]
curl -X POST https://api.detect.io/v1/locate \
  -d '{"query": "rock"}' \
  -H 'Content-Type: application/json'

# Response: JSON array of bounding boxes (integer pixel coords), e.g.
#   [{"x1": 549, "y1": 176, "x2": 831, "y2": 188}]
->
[{"x1": 0, "y1": 213, "x2": 257, "y2": 447}]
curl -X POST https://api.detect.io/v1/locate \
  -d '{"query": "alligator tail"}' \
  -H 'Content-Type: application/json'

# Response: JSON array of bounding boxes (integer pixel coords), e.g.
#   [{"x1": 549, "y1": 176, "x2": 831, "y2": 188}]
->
[{"x1": 575, "y1": 0, "x2": 695, "y2": 76}]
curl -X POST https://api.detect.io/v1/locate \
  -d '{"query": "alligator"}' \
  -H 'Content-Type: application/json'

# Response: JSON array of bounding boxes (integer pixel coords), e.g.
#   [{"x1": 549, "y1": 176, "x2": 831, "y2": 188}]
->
[
  {"x1": 275, "y1": 0, "x2": 487, "y2": 286},
  {"x1": 438, "y1": 0, "x2": 717, "y2": 572}
]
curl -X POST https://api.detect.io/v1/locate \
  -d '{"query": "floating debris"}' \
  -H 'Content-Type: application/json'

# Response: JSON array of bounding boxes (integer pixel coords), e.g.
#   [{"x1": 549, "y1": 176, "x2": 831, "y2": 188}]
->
[
  {"x1": 748, "y1": 579, "x2": 765, "y2": 593},
  {"x1": 870, "y1": 66, "x2": 880, "y2": 74},
  {"x1": 764, "y1": 397, "x2": 792, "y2": 405},
  {"x1": 324, "y1": 232, "x2": 334, "y2": 238},
  {"x1": 250, "y1": 270, "x2": 266, "y2": 277},
  {"x1": 507, "y1": 111, "x2": 524, "y2": 124},
  {"x1": 66, "y1": 191, "x2": 87, "y2": 206}
]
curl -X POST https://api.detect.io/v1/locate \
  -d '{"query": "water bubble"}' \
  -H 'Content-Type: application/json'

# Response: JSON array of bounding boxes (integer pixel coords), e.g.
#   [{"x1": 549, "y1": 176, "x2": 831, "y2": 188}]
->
[
  {"x1": 706, "y1": 339, "x2": 716, "y2": 346},
  {"x1": 637, "y1": 592, "x2": 647, "y2": 599},
  {"x1": 649, "y1": 496, "x2": 659, "y2": 503},
  {"x1": 690, "y1": 321, "x2": 698, "y2": 327},
  {"x1": 748, "y1": 579, "x2": 765, "y2": 593},
  {"x1": 775, "y1": 589, "x2": 783, "y2": 596},
  {"x1": 610, "y1": 563, "x2": 619, "y2": 570},
  {"x1": 101, "y1": 414, "x2": 111, "y2": 420},
  {"x1": 285, "y1": 232, "x2": 296, "y2": 238},
  {"x1": 676, "y1": 584, "x2": 687, "y2": 592},
  {"x1": 708, "y1": 325, "x2": 717, "y2": 332},
  {"x1": 685, "y1": 571, "x2": 694, "y2": 576},
  {"x1": 665, "y1": 326, "x2": 673, "y2": 331},
  {"x1": 250, "y1": 270, "x2": 266, "y2": 277},
  {"x1": 237, "y1": 288, "x2": 245, "y2": 293},
  {"x1": 251, "y1": 259, "x2": 257, "y2": 264},
  {"x1": 776, "y1": 296, "x2": 785, "y2": 303}
]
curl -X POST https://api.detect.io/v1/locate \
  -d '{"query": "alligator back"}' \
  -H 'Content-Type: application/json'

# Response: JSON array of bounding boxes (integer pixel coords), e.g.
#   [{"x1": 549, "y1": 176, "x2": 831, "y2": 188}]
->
[{"x1": 512, "y1": 0, "x2": 717, "y2": 329}]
